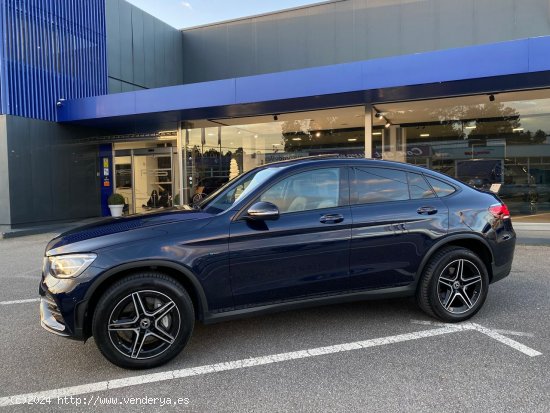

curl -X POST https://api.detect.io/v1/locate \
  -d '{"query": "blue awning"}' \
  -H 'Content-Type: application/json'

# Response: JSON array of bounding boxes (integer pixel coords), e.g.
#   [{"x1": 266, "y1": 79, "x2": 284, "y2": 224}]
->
[{"x1": 57, "y1": 36, "x2": 550, "y2": 132}]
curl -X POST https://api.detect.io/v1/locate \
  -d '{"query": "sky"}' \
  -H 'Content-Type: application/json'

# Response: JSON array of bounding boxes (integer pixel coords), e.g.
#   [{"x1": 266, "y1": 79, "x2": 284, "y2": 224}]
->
[{"x1": 125, "y1": 0, "x2": 324, "y2": 29}]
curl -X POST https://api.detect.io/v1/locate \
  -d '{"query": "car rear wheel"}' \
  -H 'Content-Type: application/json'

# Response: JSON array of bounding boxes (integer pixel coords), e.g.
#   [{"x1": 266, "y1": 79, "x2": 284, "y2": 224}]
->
[
  {"x1": 417, "y1": 247, "x2": 489, "y2": 322},
  {"x1": 92, "y1": 272, "x2": 194, "y2": 369}
]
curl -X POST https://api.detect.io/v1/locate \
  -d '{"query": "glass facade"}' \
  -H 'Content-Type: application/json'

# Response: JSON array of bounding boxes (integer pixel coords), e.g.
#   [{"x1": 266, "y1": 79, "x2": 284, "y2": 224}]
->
[
  {"x1": 375, "y1": 89, "x2": 550, "y2": 221},
  {"x1": 183, "y1": 107, "x2": 365, "y2": 202},
  {"x1": 111, "y1": 89, "x2": 550, "y2": 223}
]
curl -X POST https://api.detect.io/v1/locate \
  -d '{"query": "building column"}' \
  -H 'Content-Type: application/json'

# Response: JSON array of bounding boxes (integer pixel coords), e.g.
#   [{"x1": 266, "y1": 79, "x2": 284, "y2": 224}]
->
[
  {"x1": 364, "y1": 104, "x2": 373, "y2": 158},
  {"x1": 177, "y1": 122, "x2": 184, "y2": 206}
]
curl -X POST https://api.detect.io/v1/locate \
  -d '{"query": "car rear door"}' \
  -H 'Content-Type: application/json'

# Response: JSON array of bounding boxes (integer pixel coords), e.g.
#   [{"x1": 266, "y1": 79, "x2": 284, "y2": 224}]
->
[
  {"x1": 349, "y1": 167, "x2": 449, "y2": 289},
  {"x1": 228, "y1": 167, "x2": 352, "y2": 307}
]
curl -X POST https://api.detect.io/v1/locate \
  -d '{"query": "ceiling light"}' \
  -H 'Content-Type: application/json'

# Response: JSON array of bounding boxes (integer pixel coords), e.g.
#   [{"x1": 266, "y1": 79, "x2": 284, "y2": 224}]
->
[
  {"x1": 316, "y1": 132, "x2": 321, "y2": 137},
  {"x1": 420, "y1": 133, "x2": 430, "y2": 137},
  {"x1": 372, "y1": 132, "x2": 382, "y2": 136},
  {"x1": 254, "y1": 134, "x2": 258, "y2": 138},
  {"x1": 385, "y1": 122, "x2": 391, "y2": 129},
  {"x1": 465, "y1": 126, "x2": 477, "y2": 130},
  {"x1": 207, "y1": 133, "x2": 214, "y2": 136},
  {"x1": 348, "y1": 138, "x2": 357, "y2": 142},
  {"x1": 513, "y1": 128, "x2": 524, "y2": 132},
  {"x1": 292, "y1": 137, "x2": 302, "y2": 141}
]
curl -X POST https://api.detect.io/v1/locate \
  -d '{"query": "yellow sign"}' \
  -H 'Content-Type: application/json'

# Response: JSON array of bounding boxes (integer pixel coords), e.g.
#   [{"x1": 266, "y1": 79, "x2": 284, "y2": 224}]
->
[{"x1": 103, "y1": 158, "x2": 109, "y2": 168}]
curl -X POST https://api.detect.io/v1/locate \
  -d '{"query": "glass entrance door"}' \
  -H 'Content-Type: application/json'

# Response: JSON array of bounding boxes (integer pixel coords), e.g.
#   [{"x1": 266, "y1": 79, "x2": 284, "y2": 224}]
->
[
  {"x1": 133, "y1": 148, "x2": 173, "y2": 213},
  {"x1": 114, "y1": 146, "x2": 176, "y2": 215}
]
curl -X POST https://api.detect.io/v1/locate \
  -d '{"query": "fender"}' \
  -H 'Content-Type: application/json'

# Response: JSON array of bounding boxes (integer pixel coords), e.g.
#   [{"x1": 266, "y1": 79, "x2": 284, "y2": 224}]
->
[
  {"x1": 413, "y1": 233, "x2": 495, "y2": 288},
  {"x1": 81, "y1": 259, "x2": 209, "y2": 321}
]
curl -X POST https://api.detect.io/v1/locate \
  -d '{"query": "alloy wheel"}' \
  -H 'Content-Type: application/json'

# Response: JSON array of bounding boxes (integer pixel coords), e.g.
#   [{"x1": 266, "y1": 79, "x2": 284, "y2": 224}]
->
[
  {"x1": 107, "y1": 290, "x2": 181, "y2": 360},
  {"x1": 437, "y1": 259, "x2": 483, "y2": 314}
]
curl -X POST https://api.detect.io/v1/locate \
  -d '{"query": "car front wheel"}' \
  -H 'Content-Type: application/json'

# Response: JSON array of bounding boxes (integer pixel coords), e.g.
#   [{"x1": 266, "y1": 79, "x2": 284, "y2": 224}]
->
[
  {"x1": 417, "y1": 247, "x2": 489, "y2": 322},
  {"x1": 92, "y1": 272, "x2": 194, "y2": 369}
]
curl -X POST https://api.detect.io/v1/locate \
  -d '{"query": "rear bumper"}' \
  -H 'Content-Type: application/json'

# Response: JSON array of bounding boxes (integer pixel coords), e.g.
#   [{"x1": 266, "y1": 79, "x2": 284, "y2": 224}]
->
[{"x1": 491, "y1": 259, "x2": 513, "y2": 283}]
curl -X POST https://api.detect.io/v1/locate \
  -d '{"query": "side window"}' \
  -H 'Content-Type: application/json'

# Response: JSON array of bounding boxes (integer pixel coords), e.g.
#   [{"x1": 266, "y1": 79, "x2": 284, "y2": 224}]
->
[
  {"x1": 352, "y1": 168, "x2": 409, "y2": 204},
  {"x1": 408, "y1": 172, "x2": 436, "y2": 199},
  {"x1": 259, "y1": 168, "x2": 341, "y2": 213},
  {"x1": 426, "y1": 176, "x2": 456, "y2": 197}
]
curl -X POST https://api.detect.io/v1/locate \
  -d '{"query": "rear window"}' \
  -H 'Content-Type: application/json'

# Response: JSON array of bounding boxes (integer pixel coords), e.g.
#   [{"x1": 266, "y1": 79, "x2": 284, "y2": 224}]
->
[
  {"x1": 426, "y1": 176, "x2": 456, "y2": 197},
  {"x1": 352, "y1": 168, "x2": 409, "y2": 204},
  {"x1": 408, "y1": 173, "x2": 436, "y2": 199}
]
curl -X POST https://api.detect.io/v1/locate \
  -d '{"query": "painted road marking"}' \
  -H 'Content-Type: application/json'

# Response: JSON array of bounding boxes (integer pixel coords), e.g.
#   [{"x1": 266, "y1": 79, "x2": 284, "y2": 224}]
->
[
  {"x1": 410, "y1": 319, "x2": 534, "y2": 336},
  {"x1": 410, "y1": 319, "x2": 541, "y2": 357},
  {"x1": 0, "y1": 322, "x2": 541, "y2": 407},
  {"x1": 470, "y1": 323, "x2": 542, "y2": 357},
  {"x1": 0, "y1": 298, "x2": 39, "y2": 306}
]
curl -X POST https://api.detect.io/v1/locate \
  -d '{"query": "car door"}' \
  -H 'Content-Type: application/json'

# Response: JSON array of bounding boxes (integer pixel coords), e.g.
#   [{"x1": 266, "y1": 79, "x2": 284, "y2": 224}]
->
[
  {"x1": 349, "y1": 167, "x2": 449, "y2": 290},
  {"x1": 229, "y1": 167, "x2": 351, "y2": 307}
]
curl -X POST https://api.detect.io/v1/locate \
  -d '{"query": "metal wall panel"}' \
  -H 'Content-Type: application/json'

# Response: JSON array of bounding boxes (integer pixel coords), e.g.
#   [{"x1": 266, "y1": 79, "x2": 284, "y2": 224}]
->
[
  {"x1": 182, "y1": 0, "x2": 550, "y2": 84},
  {"x1": 0, "y1": 0, "x2": 108, "y2": 121},
  {"x1": 106, "y1": 0, "x2": 184, "y2": 93},
  {"x1": 118, "y1": 0, "x2": 134, "y2": 83},
  {"x1": 437, "y1": 0, "x2": 475, "y2": 49},
  {"x1": 0, "y1": 116, "x2": 10, "y2": 226},
  {"x1": 106, "y1": 0, "x2": 121, "y2": 81},
  {"x1": 5, "y1": 115, "x2": 101, "y2": 225}
]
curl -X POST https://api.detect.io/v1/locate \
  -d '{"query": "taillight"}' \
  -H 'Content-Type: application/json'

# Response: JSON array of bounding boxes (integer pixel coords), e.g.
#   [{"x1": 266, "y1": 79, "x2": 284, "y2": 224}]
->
[{"x1": 489, "y1": 203, "x2": 511, "y2": 220}]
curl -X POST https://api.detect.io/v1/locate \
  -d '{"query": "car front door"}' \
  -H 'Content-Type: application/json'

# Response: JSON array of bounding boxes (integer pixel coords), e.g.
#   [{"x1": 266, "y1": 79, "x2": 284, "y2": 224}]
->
[
  {"x1": 229, "y1": 167, "x2": 351, "y2": 307},
  {"x1": 349, "y1": 167, "x2": 449, "y2": 290}
]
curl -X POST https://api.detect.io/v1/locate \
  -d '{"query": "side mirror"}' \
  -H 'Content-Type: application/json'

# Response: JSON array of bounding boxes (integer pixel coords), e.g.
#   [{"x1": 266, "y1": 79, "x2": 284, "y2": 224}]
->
[{"x1": 246, "y1": 201, "x2": 280, "y2": 221}]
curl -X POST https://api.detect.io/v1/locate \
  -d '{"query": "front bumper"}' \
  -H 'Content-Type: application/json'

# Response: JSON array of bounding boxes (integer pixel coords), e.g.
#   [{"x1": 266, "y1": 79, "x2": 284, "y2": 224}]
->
[
  {"x1": 40, "y1": 295, "x2": 70, "y2": 337},
  {"x1": 39, "y1": 265, "x2": 104, "y2": 341}
]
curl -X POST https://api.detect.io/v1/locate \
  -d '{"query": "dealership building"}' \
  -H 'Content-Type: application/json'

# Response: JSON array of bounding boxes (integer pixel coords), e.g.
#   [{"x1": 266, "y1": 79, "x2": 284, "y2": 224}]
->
[{"x1": 1, "y1": 0, "x2": 550, "y2": 229}]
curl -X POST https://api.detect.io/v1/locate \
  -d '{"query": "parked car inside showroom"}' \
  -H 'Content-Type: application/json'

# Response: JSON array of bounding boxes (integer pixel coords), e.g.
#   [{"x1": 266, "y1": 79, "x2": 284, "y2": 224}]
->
[{"x1": 39, "y1": 156, "x2": 515, "y2": 369}]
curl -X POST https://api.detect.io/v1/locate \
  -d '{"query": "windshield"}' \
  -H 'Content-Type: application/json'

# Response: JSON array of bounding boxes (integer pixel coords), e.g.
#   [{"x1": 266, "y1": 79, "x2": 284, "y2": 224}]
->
[{"x1": 200, "y1": 167, "x2": 286, "y2": 214}]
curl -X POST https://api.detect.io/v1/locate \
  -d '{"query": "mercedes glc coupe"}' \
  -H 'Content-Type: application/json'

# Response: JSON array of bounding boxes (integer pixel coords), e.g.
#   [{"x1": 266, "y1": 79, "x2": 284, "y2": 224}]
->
[{"x1": 39, "y1": 157, "x2": 516, "y2": 369}]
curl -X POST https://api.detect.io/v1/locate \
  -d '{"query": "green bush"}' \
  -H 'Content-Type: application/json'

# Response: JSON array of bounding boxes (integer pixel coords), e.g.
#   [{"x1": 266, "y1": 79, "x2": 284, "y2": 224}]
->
[{"x1": 108, "y1": 193, "x2": 125, "y2": 205}]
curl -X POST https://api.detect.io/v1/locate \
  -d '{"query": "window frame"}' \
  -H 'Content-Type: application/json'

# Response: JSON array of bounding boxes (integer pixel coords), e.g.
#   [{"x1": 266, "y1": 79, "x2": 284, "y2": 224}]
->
[
  {"x1": 423, "y1": 175, "x2": 459, "y2": 198},
  {"x1": 235, "y1": 166, "x2": 350, "y2": 219},
  {"x1": 350, "y1": 166, "x2": 411, "y2": 206},
  {"x1": 407, "y1": 171, "x2": 437, "y2": 200}
]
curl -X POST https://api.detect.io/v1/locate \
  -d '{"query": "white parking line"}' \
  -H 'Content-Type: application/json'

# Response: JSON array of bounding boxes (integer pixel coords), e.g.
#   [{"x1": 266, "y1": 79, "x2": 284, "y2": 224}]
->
[
  {"x1": 470, "y1": 323, "x2": 542, "y2": 357},
  {"x1": 0, "y1": 321, "x2": 541, "y2": 406},
  {"x1": 410, "y1": 319, "x2": 541, "y2": 357},
  {"x1": 0, "y1": 298, "x2": 39, "y2": 306},
  {"x1": 0, "y1": 324, "x2": 466, "y2": 407},
  {"x1": 411, "y1": 319, "x2": 534, "y2": 336}
]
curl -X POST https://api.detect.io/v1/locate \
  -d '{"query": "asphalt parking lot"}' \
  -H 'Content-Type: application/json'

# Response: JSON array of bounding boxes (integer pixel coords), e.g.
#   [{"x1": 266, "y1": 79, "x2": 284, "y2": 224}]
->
[{"x1": 0, "y1": 234, "x2": 548, "y2": 412}]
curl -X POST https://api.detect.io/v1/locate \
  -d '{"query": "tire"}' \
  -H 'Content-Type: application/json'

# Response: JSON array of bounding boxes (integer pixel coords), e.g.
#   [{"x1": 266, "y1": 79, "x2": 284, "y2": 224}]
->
[
  {"x1": 416, "y1": 247, "x2": 489, "y2": 322},
  {"x1": 92, "y1": 272, "x2": 194, "y2": 369}
]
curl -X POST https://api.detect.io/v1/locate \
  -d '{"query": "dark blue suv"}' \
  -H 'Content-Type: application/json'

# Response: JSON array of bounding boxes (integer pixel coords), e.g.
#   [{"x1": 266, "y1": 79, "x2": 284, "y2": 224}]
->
[{"x1": 39, "y1": 157, "x2": 516, "y2": 369}]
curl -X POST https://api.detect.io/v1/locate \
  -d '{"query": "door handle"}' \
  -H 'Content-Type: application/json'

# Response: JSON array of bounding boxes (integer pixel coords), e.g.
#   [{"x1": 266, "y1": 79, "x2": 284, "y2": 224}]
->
[
  {"x1": 417, "y1": 206, "x2": 438, "y2": 215},
  {"x1": 320, "y1": 213, "x2": 344, "y2": 224}
]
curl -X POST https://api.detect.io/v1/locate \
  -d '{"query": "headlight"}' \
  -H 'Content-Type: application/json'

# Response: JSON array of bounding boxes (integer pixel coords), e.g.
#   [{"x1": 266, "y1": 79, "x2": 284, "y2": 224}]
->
[{"x1": 48, "y1": 254, "x2": 97, "y2": 279}]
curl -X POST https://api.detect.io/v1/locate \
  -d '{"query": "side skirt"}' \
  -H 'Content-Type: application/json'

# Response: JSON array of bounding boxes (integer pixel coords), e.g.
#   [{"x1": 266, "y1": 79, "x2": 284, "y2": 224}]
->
[{"x1": 202, "y1": 284, "x2": 416, "y2": 324}]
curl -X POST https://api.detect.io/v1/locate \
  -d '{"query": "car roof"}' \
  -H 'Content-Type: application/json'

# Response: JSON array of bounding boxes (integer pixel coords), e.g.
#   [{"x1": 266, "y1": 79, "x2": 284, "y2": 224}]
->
[
  {"x1": 260, "y1": 155, "x2": 465, "y2": 186},
  {"x1": 263, "y1": 155, "x2": 425, "y2": 172}
]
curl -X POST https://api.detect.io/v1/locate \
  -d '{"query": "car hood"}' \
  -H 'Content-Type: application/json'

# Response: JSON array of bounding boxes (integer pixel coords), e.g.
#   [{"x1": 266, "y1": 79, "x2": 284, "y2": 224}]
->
[{"x1": 46, "y1": 208, "x2": 214, "y2": 254}]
